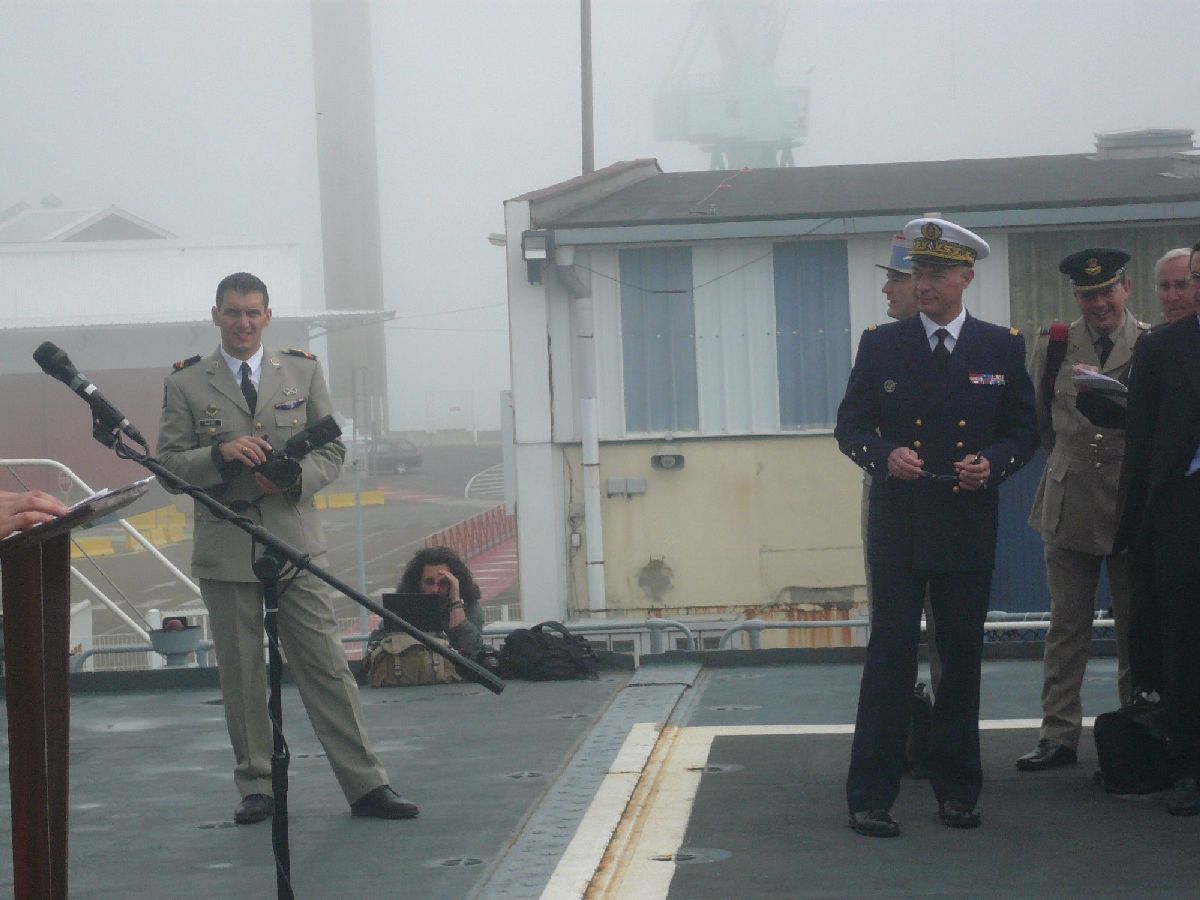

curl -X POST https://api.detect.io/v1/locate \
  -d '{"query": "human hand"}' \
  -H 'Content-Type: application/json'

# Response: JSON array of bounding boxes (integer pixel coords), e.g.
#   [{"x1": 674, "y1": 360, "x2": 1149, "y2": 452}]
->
[
  {"x1": 0, "y1": 489, "x2": 70, "y2": 541},
  {"x1": 887, "y1": 446, "x2": 924, "y2": 480},
  {"x1": 954, "y1": 453, "x2": 990, "y2": 491},
  {"x1": 1071, "y1": 363, "x2": 1100, "y2": 391},
  {"x1": 219, "y1": 436, "x2": 273, "y2": 468}
]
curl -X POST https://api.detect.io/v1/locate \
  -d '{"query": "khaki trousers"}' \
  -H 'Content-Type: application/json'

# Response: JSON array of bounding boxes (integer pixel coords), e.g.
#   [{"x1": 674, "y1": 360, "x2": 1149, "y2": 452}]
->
[
  {"x1": 1039, "y1": 544, "x2": 1131, "y2": 748},
  {"x1": 201, "y1": 573, "x2": 387, "y2": 803}
]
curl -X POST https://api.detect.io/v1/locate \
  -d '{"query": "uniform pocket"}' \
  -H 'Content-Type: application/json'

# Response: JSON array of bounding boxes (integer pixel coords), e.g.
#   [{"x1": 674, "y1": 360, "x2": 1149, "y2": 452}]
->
[{"x1": 1042, "y1": 463, "x2": 1068, "y2": 534}]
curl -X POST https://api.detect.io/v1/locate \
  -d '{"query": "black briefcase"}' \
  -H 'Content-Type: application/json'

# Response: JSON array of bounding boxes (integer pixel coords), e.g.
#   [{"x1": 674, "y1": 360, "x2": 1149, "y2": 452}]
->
[{"x1": 1094, "y1": 702, "x2": 1173, "y2": 794}]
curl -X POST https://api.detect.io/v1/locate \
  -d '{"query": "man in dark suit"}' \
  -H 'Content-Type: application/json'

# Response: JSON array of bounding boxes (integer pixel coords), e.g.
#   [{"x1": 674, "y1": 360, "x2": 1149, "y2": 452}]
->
[
  {"x1": 1117, "y1": 239, "x2": 1200, "y2": 815},
  {"x1": 836, "y1": 217, "x2": 1038, "y2": 836}
]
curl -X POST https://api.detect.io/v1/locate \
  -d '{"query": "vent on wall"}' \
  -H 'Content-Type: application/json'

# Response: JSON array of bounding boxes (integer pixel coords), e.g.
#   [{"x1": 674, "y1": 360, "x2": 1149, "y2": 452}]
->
[
  {"x1": 1094, "y1": 128, "x2": 1195, "y2": 159},
  {"x1": 1169, "y1": 151, "x2": 1200, "y2": 179}
]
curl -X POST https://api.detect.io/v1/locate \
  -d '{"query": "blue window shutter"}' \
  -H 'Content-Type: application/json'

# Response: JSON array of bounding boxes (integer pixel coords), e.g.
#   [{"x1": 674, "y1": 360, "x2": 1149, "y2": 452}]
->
[{"x1": 619, "y1": 247, "x2": 698, "y2": 433}]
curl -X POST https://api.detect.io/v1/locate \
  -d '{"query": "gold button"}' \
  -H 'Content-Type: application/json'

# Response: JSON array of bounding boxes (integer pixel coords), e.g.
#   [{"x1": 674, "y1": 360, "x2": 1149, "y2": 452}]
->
[
  {"x1": 952, "y1": 486, "x2": 960, "y2": 494},
  {"x1": 958, "y1": 420, "x2": 967, "y2": 428},
  {"x1": 913, "y1": 441, "x2": 922, "y2": 449},
  {"x1": 208, "y1": 427, "x2": 216, "y2": 434},
  {"x1": 1094, "y1": 434, "x2": 1103, "y2": 441},
  {"x1": 293, "y1": 418, "x2": 300, "y2": 426},
  {"x1": 956, "y1": 441, "x2": 964, "y2": 449},
  {"x1": 255, "y1": 422, "x2": 263, "y2": 430},
  {"x1": 915, "y1": 419, "x2": 923, "y2": 427}
]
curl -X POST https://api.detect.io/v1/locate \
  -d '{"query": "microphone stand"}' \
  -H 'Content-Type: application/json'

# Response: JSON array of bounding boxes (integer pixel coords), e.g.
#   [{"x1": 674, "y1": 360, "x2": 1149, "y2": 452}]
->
[{"x1": 87, "y1": 417, "x2": 504, "y2": 900}]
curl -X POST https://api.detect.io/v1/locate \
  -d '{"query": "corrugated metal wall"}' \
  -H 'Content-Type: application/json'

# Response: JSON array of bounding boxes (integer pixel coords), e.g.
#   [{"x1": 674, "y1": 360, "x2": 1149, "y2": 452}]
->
[{"x1": 773, "y1": 239, "x2": 850, "y2": 430}]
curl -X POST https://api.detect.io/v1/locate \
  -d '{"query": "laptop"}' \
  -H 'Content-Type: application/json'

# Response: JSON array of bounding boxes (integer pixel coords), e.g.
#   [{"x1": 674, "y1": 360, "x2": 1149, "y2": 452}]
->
[{"x1": 379, "y1": 592, "x2": 446, "y2": 634}]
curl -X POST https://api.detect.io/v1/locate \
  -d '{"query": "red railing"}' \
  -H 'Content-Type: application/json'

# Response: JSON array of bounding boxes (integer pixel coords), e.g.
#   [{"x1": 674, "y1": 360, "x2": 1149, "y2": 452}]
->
[{"x1": 423, "y1": 504, "x2": 515, "y2": 561}]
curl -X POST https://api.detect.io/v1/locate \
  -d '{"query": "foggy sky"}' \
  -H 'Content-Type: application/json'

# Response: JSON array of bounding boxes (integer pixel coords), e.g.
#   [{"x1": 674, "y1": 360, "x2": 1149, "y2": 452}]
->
[{"x1": 3, "y1": 0, "x2": 1198, "y2": 431}]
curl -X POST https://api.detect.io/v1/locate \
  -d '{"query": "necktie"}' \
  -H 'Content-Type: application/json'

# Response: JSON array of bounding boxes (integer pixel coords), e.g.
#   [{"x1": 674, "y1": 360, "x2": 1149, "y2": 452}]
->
[
  {"x1": 239, "y1": 361, "x2": 257, "y2": 413},
  {"x1": 1096, "y1": 335, "x2": 1113, "y2": 367},
  {"x1": 932, "y1": 328, "x2": 951, "y2": 365}
]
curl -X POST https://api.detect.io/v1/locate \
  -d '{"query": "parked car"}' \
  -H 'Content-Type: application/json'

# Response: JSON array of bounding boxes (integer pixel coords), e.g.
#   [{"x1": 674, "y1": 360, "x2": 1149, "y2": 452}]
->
[{"x1": 364, "y1": 438, "x2": 423, "y2": 475}]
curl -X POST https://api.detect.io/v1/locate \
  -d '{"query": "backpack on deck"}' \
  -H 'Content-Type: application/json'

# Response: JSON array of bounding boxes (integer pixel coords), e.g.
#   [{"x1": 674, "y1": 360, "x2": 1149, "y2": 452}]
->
[
  {"x1": 363, "y1": 632, "x2": 462, "y2": 687},
  {"x1": 499, "y1": 621, "x2": 599, "y2": 681},
  {"x1": 1094, "y1": 702, "x2": 1173, "y2": 794}
]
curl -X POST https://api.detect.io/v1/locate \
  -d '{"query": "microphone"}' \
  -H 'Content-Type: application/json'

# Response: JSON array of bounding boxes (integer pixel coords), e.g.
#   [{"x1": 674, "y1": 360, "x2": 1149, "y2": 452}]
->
[{"x1": 33, "y1": 341, "x2": 148, "y2": 447}]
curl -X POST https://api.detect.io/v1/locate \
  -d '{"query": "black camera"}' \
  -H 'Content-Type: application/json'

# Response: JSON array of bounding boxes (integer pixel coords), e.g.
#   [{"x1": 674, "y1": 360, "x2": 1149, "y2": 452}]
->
[{"x1": 254, "y1": 415, "x2": 342, "y2": 488}]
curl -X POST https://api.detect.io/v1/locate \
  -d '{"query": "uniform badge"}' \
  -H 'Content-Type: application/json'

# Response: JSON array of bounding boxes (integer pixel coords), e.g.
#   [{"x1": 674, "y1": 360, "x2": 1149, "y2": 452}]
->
[
  {"x1": 199, "y1": 418, "x2": 223, "y2": 428},
  {"x1": 274, "y1": 398, "x2": 306, "y2": 411},
  {"x1": 269, "y1": 358, "x2": 282, "y2": 368},
  {"x1": 969, "y1": 373, "x2": 1006, "y2": 386},
  {"x1": 205, "y1": 405, "x2": 220, "y2": 416},
  {"x1": 921, "y1": 222, "x2": 943, "y2": 240},
  {"x1": 1084, "y1": 258, "x2": 1101, "y2": 277},
  {"x1": 884, "y1": 380, "x2": 897, "y2": 393},
  {"x1": 283, "y1": 387, "x2": 298, "y2": 396}
]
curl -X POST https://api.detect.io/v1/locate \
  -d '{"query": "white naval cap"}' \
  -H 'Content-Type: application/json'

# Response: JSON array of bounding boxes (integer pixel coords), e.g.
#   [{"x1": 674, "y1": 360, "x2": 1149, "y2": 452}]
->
[{"x1": 903, "y1": 217, "x2": 989, "y2": 266}]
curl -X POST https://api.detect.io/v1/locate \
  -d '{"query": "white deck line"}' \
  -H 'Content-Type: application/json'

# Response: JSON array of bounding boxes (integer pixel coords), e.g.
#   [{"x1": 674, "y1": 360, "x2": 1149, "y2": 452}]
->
[
  {"x1": 551, "y1": 718, "x2": 1091, "y2": 899},
  {"x1": 539, "y1": 722, "x2": 661, "y2": 899}
]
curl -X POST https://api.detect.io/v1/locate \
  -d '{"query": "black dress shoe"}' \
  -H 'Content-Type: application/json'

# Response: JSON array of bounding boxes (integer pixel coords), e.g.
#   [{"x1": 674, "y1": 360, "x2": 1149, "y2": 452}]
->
[
  {"x1": 938, "y1": 800, "x2": 981, "y2": 829},
  {"x1": 234, "y1": 793, "x2": 274, "y2": 825},
  {"x1": 1167, "y1": 777, "x2": 1199, "y2": 816},
  {"x1": 848, "y1": 809, "x2": 899, "y2": 837},
  {"x1": 1016, "y1": 739, "x2": 1077, "y2": 771},
  {"x1": 350, "y1": 785, "x2": 420, "y2": 820}
]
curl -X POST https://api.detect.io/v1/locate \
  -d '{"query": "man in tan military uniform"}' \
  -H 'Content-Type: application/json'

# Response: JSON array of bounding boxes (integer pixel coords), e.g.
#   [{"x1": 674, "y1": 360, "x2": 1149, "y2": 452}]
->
[
  {"x1": 157, "y1": 272, "x2": 417, "y2": 823},
  {"x1": 1018, "y1": 249, "x2": 1148, "y2": 772}
]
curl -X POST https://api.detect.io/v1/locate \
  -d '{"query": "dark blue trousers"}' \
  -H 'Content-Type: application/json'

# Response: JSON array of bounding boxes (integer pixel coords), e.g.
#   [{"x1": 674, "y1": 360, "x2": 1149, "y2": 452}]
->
[
  {"x1": 846, "y1": 565, "x2": 991, "y2": 813},
  {"x1": 1153, "y1": 474, "x2": 1200, "y2": 777}
]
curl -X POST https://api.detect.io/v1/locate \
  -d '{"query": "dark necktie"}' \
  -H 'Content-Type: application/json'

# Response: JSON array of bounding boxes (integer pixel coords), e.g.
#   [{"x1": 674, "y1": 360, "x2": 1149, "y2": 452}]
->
[
  {"x1": 1096, "y1": 335, "x2": 1113, "y2": 368},
  {"x1": 932, "y1": 328, "x2": 951, "y2": 365},
  {"x1": 239, "y1": 361, "x2": 257, "y2": 413}
]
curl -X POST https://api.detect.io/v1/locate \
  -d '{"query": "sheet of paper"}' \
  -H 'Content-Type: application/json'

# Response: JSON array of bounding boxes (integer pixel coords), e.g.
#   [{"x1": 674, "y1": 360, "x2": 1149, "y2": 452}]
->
[{"x1": 1071, "y1": 370, "x2": 1127, "y2": 394}]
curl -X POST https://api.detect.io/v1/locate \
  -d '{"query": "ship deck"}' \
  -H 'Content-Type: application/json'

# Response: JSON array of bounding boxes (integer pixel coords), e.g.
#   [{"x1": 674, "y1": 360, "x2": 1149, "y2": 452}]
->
[{"x1": 3, "y1": 650, "x2": 1197, "y2": 899}]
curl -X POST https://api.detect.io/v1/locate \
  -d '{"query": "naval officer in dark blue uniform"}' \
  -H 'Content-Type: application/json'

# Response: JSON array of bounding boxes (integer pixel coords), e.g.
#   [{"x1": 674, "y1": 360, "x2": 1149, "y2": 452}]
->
[{"x1": 836, "y1": 217, "x2": 1038, "y2": 836}]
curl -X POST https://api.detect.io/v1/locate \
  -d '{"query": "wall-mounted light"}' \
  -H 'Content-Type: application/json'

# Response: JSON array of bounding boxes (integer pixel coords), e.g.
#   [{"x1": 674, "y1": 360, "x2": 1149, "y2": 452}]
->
[
  {"x1": 651, "y1": 453, "x2": 685, "y2": 471},
  {"x1": 521, "y1": 229, "x2": 555, "y2": 283}
]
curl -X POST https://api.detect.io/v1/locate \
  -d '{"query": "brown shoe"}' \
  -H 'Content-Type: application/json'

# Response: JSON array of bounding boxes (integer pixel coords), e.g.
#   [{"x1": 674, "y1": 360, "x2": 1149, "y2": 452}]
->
[
  {"x1": 350, "y1": 785, "x2": 420, "y2": 819},
  {"x1": 848, "y1": 809, "x2": 900, "y2": 837},
  {"x1": 1016, "y1": 739, "x2": 1077, "y2": 771},
  {"x1": 233, "y1": 793, "x2": 274, "y2": 824},
  {"x1": 938, "y1": 800, "x2": 980, "y2": 829}
]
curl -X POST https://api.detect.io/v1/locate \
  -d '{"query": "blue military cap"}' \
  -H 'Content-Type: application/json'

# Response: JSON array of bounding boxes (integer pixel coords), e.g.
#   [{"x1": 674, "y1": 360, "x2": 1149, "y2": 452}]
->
[
  {"x1": 1058, "y1": 248, "x2": 1130, "y2": 290},
  {"x1": 903, "y1": 217, "x2": 989, "y2": 266},
  {"x1": 874, "y1": 234, "x2": 912, "y2": 275}
]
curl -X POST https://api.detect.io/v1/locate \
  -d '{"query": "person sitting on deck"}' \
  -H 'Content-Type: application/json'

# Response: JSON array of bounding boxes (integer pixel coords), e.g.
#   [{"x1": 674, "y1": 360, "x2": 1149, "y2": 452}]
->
[{"x1": 392, "y1": 545, "x2": 485, "y2": 659}]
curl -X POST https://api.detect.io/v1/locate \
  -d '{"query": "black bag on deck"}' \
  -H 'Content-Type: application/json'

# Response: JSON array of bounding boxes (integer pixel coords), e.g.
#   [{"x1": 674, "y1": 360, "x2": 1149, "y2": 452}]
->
[
  {"x1": 499, "y1": 621, "x2": 599, "y2": 681},
  {"x1": 1094, "y1": 702, "x2": 1173, "y2": 794}
]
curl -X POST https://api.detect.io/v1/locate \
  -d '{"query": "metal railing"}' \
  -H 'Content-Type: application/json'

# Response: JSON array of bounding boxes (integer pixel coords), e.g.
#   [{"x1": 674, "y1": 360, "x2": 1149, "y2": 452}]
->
[
  {"x1": 2, "y1": 458, "x2": 202, "y2": 649},
  {"x1": 64, "y1": 611, "x2": 1118, "y2": 672},
  {"x1": 717, "y1": 612, "x2": 1118, "y2": 650}
]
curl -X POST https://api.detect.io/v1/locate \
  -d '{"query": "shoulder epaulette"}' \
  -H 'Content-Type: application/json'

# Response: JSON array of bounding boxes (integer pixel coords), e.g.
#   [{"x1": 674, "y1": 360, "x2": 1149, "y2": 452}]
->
[
  {"x1": 1010, "y1": 327, "x2": 1021, "y2": 336},
  {"x1": 171, "y1": 355, "x2": 201, "y2": 372},
  {"x1": 866, "y1": 324, "x2": 878, "y2": 332},
  {"x1": 1136, "y1": 319, "x2": 1152, "y2": 331},
  {"x1": 282, "y1": 348, "x2": 317, "y2": 360},
  {"x1": 1039, "y1": 326, "x2": 1050, "y2": 335}
]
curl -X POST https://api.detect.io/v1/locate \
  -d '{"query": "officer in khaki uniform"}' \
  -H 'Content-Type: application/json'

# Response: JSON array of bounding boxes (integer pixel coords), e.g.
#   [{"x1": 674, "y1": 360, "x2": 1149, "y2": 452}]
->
[
  {"x1": 1018, "y1": 249, "x2": 1148, "y2": 772},
  {"x1": 158, "y1": 272, "x2": 417, "y2": 824}
]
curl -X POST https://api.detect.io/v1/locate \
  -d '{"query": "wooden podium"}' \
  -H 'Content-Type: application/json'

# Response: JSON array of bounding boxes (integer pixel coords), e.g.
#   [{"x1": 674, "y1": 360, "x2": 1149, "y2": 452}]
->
[{"x1": 1, "y1": 482, "x2": 149, "y2": 900}]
